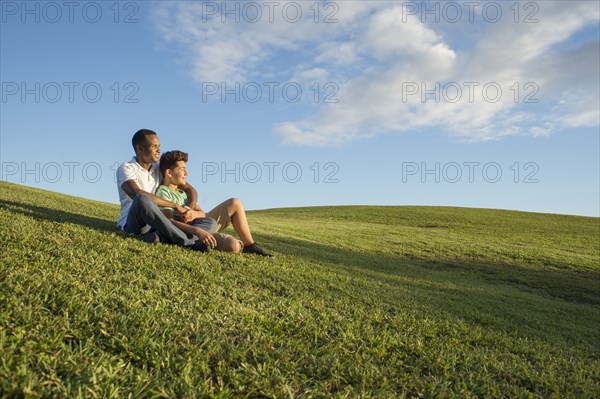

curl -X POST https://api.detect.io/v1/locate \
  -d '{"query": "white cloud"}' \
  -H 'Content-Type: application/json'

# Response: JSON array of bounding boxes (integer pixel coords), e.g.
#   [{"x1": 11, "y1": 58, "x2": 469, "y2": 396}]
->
[
  {"x1": 365, "y1": 7, "x2": 454, "y2": 61},
  {"x1": 315, "y1": 41, "x2": 360, "y2": 66},
  {"x1": 295, "y1": 67, "x2": 329, "y2": 81},
  {"x1": 151, "y1": 1, "x2": 346, "y2": 82},
  {"x1": 152, "y1": 1, "x2": 600, "y2": 146}
]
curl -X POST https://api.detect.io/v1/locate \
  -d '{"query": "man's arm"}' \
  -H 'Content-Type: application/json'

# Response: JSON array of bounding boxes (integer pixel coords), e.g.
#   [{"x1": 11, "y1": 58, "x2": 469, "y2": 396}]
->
[
  {"x1": 121, "y1": 180, "x2": 188, "y2": 215},
  {"x1": 180, "y1": 182, "x2": 198, "y2": 212},
  {"x1": 180, "y1": 182, "x2": 207, "y2": 219},
  {"x1": 162, "y1": 211, "x2": 217, "y2": 248}
]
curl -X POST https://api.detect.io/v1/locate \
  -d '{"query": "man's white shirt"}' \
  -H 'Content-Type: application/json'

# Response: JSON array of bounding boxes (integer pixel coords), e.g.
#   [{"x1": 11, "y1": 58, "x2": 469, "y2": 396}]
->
[{"x1": 116, "y1": 157, "x2": 161, "y2": 229}]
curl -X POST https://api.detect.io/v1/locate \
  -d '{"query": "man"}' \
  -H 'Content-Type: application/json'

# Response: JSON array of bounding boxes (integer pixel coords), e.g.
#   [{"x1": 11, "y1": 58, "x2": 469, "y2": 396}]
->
[{"x1": 116, "y1": 129, "x2": 209, "y2": 252}]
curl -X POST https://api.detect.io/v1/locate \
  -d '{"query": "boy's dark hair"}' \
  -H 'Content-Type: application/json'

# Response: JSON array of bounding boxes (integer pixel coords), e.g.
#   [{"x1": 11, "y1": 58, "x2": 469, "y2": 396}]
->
[
  {"x1": 132, "y1": 129, "x2": 157, "y2": 151},
  {"x1": 159, "y1": 150, "x2": 188, "y2": 176}
]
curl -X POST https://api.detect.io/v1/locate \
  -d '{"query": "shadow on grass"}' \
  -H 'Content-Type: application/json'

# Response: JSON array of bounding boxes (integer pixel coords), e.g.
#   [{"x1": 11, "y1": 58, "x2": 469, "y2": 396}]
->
[
  {"x1": 255, "y1": 232, "x2": 600, "y2": 306},
  {"x1": 0, "y1": 199, "x2": 118, "y2": 234}
]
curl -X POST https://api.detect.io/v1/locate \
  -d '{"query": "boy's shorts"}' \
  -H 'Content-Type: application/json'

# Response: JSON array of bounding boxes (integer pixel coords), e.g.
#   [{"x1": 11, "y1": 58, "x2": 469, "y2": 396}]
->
[{"x1": 191, "y1": 217, "x2": 218, "y2": 234}]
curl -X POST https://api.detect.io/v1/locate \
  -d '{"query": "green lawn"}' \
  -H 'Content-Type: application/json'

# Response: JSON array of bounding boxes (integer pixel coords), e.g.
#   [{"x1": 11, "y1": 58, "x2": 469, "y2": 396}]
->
[{"x1": 1, "y1": 181, "x2": 599, "y2": 398}]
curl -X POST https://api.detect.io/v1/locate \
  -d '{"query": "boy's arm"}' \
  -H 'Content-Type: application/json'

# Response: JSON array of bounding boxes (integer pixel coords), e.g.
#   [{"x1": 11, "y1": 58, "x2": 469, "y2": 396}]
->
[{"x1": 169, "y1": 219, "x2": 217, "y2": 248}]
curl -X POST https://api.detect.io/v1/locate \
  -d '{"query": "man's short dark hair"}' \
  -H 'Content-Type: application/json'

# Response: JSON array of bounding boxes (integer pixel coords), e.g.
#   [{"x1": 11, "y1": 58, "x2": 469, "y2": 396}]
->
[
  {"x1": 132, "y1": 129, "x2": 157, "y2": 151},
  {"x1": 159, "y1": 150, "x2": 188, "y2": 176}
]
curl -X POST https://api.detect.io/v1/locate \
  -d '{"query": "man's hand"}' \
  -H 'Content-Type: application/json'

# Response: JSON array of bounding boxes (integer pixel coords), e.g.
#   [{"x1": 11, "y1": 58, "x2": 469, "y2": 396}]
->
[
  {"x1": 174, "y1": 204, "x2": 187, "y2": 215},
  {"x1": 179, "y1": 207, "x2": 206, "y2": 223},
  {"x1": 175, "y1": 205, "x2": 194, "y2": 223},
  {"x1": 194, "y1": 228, "x2": 217, "y2": 248}
]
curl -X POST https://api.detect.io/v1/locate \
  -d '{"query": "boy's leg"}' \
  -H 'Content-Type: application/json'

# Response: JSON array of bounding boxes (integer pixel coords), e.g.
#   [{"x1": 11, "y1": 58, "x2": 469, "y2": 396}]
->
[
  {"x1": 207, "y1": 198, "x2": 273, "y2": 256},
  {"x1": 191, "y1": 217, "x2": 238, "y2": 250},
  {"x1": 212, "y1": 233, "x2": 243, "y2": 253},
  {"x1": 123, "y1": 194, "x2": 195, "y2": 246},
  {"x1": 206, "y1": 198, "x2": 253, "y2": 245}
]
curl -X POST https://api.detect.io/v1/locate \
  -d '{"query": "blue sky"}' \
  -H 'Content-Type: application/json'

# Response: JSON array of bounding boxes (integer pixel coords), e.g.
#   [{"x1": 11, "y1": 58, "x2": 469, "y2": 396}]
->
[{"x1": 1, "y1": 1, "x2": 599, "y2": 217}]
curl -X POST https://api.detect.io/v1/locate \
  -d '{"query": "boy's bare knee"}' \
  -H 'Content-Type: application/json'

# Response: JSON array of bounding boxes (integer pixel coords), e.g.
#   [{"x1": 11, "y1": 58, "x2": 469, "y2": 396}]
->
[
  {"x1": 226, "y1": 197, "x2": 243, "y2": 214},
  {"x1": 227, "y1": 197, "x2": 242, "y2": 208},
  {"x1": 220, "y1": 236, "x2": 240, "y2": 253},
  {"x1": 231, "y1": 237, "x2": 242, "y2": 253}
]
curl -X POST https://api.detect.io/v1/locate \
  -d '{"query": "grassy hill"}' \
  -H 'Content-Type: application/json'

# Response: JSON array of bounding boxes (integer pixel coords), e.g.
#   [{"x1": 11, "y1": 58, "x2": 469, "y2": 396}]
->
[{"x1": 1, "y1": 181, "x2": 599, "y2": 398}]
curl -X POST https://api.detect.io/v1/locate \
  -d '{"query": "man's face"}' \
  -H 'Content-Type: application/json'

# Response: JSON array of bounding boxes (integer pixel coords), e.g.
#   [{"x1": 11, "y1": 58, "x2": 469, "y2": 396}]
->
[
  {"x1": 138, "y1": 134, "x2": 161, "y2": 163},
  {"x1": 168, "y1": 160, "x2": 188, "y2": 187}
]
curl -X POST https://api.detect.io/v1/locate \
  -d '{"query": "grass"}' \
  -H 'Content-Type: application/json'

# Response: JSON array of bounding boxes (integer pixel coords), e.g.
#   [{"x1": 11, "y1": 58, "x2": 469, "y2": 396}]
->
[{"x1": 0, "y1": 180, "x2": 599, "y2": 398}]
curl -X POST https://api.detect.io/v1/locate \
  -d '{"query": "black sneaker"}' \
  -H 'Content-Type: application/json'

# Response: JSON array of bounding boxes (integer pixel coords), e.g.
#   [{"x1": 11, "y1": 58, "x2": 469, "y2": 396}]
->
[
  {"x1": 242, "y1": 243, "x2": 273, "y2": 257},
  {"x1": 187, "y1": 241, "x2": 210, "y2": 253},
  {"x1": 142, "y1": 231, "x2": 160, "y2": 244}
]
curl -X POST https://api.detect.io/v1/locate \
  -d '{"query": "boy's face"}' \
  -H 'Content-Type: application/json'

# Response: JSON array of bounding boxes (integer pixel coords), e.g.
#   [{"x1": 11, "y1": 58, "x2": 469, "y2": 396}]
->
[{"x1": 167, "y1": 160, "x2": 188, "y2": 187}]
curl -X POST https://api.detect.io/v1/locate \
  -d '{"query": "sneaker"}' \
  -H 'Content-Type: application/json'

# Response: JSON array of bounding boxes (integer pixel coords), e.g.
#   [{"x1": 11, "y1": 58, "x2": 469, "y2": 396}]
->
[
  {"x1": 142, "y1": 231, "x2": 160, "y2": 244},
  {"x1": 187, "y1": 241, "x2": 210, "y2": 253},
  {"x1": 242, "y1": 242, "x2": 274, "y2": 257}
]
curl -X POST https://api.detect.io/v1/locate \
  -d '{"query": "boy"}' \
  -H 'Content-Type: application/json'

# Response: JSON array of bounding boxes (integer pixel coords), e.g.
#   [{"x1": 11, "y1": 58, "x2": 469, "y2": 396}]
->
[{"x1": 156, "y1": 150, "x2": 273, "y2": 257}]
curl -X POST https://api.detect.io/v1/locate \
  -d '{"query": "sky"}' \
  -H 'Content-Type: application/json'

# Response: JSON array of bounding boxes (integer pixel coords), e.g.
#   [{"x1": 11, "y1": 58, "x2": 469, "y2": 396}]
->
[{"x1": 1, "y1": 0, "x2": 599, "y2": 217}]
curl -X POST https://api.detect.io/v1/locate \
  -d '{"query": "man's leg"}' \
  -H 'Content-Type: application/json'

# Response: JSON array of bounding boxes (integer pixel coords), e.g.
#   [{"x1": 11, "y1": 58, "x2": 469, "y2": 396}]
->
[{"x1": 123, "y1": 194, "x2": 195, "y2": 246}]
